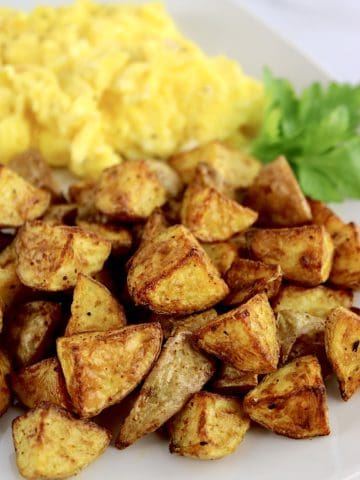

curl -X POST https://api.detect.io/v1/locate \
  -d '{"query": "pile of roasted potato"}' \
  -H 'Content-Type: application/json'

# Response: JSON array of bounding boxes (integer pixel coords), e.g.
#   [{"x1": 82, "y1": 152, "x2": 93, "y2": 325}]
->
[{"x1": 0, "y1": 143, "x2": 359, "y2": 478}]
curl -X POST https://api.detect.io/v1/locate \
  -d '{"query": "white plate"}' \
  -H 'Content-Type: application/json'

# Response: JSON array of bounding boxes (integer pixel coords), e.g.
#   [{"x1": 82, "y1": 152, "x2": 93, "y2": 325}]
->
[{"x1": 0, "y1": 1, "x2": 359, "y2": 479}]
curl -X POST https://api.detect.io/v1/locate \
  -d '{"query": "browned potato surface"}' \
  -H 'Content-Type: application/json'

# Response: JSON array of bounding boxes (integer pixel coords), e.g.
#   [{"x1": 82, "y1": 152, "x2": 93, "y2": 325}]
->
[
  {"x1": 42, "y1": 203, "x2": 78, "y2": 225},
  {"x1": 195, "y1": 293, "x2": 279, "y2": 373},
  {"x1": 127, "y1": 225, "x2": 229, "y2": 314},
  {"x1": 249, "y1": 225, "x2": 334, "y2": 286},
  {"x1": 169, "y1": 391, "x2": 250, "y2": 459},
  {"x1": 211, "y1": 364, "x2": 258, "y2": 395},
  {"x1": 244, "y1": 355, "x2": 330, "y2": 439},
  {"x1": 139, "y1": 208, "x2": 169, "y2": 247},
  {"x1": 57, "y1": 323, "x2": 162, "y2": 418},
  {"x1": 0, "y1": 244, "x2": 25, "y2": 313},
  {"x1": 77, "y1": 220, "x2": 132, "y2": 256},
  {"x1": 325, "y1": 307, "x2": 360, "y2": 400},
  {"x1": 308, "y1": 199, "x2": 345, "y2": 238},
  {"x1": 152, "y1": 309, "x2": 218, "y2": 339},
  {"x1": 330, "y1": 222, "x2": 360, "y2": 289},
  {"x1": 146, "y1": 159, "x2": 183, "y2": 197},
  {"x1": 68, "y1": 179, "x2": 98, "y2": 220},
  {"x1": 12, "y1": 403, "x2": 111, "y2": 479},
  {"x1": 15, "y1": 221, "x2": 111, "y2": 291},
  {"x1": 0, "y1": 349, "x2": 11, "y2": 416},
  {"x1": 202, "y1": 242, "x2": 237, "y2": 276}
]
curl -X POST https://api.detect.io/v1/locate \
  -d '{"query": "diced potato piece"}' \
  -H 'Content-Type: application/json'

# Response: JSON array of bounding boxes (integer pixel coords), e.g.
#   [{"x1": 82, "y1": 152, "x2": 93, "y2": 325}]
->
[
  {"x1": 308, "y1": 199, "x2": 344, "y2": 238},
  {"x1": 151, "y1": 309, "x2": 218, "y2": 339},
  {"x1": 0, "y1": 165, "x2": 50, "y2": 227},
  {"x1": 244, "y1": 156, "x2": 312, "y2": 226},
  {"x1": 95, "y1": 161, "x2": 167, "y2": 221},
  {"x1": 0, "y1": 244, "x2": 25, "y2": 312},
  {"x1": 6, "y1": 301, "x2": 62, "y2": 368},
  {"x1": 65, "y1": 274, "x2": 126, "y2": 336},
  {"x1": 325, "y1": 307, "x2": 360, "y2": 400},
  {"x1": 68, "y1": 180, "x2": 98, "y2": 220},
  {"x1": 202, "y1": 242, "x2": 237, "y2": 276},
  {"x1": 169, "y1": 391, "x2": 250, "y2": 459},
  {"x1": 15, "y1": 222, "x2": 111, "y2": 291},
  {"x1": 116, "y1": 330, "x2": 215, "y2": 449},
  {"x1": 0, "y1": 349, "x2": 11, "y2": 416},
  {"x1": 224, "y1": 258, "x2": 282, "y2": 306},
  {"x1": 127, "y1": 225, "x2": 229, "y2": 314},
  {"x1": 244, "y1": 355, "x2": 330, "y2": 438},
  {"x1": 330, "y1": 223, "x2": 360, "y2": 289},
  {"x1": 57, "y1": 323, "x2": 162, "y2": 418},
  {"x1": 249, "y1": 225, "x2": 334, "y2": 286},
  {"x1": 140, "y1": 208, "x2": 169, "y2": 247},
  {"x1": 12, "y1": 403, "x2": 111, "y2": 479},
  {"x1": 11, "y1": 357, "x2": 72, "y2": 410},
  {"x1": 169, "y1": 141, "x2": 261, "y2": 189},
  {"x1": 42, "y1": 204, "x2": 78, "y2": 226},
  {"x1": 212, "y1": 364, "x2": 258, "y2": 395},
  {"x1": 77, "y1": 220, "x2": 132, "y2": 257},
  {"x1": 195, "y1": 293, "x2": 279, "y2": 373},
  {"x1": 146, "y1": 159, "x2": 183, "y2": 197},
  {"x1": 272, "y1": 285, "x2": 353, "y2": 318}
]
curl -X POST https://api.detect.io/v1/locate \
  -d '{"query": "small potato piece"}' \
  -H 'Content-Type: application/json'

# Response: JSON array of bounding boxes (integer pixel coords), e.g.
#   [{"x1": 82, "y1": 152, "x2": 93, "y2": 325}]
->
[
  {"x1": 169, "y1": 141, "x2": 261, "y2": 189},
  {"x1": 11, "y1": 357, "x2": 72, "y2": 410},
  {"x1": 325, "y1": 307, "x2": 360, "y2": 401},
  {"x1": 65, "y1": 274, "x2": 126, "y2": 336},
  {"x1": 169, "y1": 391, "x2": 250, "y2": 460},
  {"x1": 139, "y1": 208, "x2": 169, "y2": 247},
  {"x1": 249, "y1": 225, "x2": 334, "y2": 286},
  {"x1": 195, "y1": 293, "x2": 279, "y2": 373},
  {"x1": 243, "y1": 156, "x2": 312, "y2": 227},
  {"x1": 0, "y1": 349, "x2": 11, "y2": 416},
  {"x1": 308, "y1": 199, "x2": 344, "y2": 238},
  {"x1": 6, "y1": 301, "x2": 62, "y2": 368},
  {"x1": 77, "y1": 220, "x2": 132, "y2": 256},
  {"x1": 15, "y1": 222, "x2": 111, "y2": 291},
  {"x1": 152, "y1": 309, "x2": 218, "y2": 339},
  {"x1": 57, "y1": 323, "x2": 162, "y2": 418},
  {"x1": 127, "y1": 225, "x2": 229, "y2": 314},
  {"x1": 212, "y1": 364, "x2": 258, "y2": 395},
  {"x1": 42, "y1": 204, "x2": 78, "y2": 226},
  {"x1": 224, "y1": 258, "x2": 282, "y2": 306},
  {"x1": 95, "y1": 160, "x2": 167, "y2": 221},
  {"x1": 244, "y1": 355, "x2": 330, "y2": 439},
  {"x1": 272, "y1": 285, "x2": 353, "y2": 318},
  {"x1": 12, "y1": 403, "x2": 111, "y2": 480},
  {"x1": 0, "y1": 244, "x2": 25, "y2": 312},
  {"x1": 116, "y1": 330, "x2": 215, "y2": 449},
  {"x1": 0, "y1": 165, "x2": 50, "y2": 227},
  {"x1": 68, "y1": 180, "x2": 98, "y2": 220},
  {"x1": 146, "y1": 159, "x2": 183, "y2": 197},
  {"x1": 330, "y1": 223, "x2": 360, "y2": 289},
  {"x1": 201, "y1": 242, "x2": 238, "y2": 276}
]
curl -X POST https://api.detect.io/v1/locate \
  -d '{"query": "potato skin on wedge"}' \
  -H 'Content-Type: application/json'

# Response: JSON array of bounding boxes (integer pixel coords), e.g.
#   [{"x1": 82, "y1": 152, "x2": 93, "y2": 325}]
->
[
  {"x1": 169, "y1": 391, "x2": 250, "y2": 460},
  {"x1": 12, "y1": 403, "x2": 111, "y2": 480}
]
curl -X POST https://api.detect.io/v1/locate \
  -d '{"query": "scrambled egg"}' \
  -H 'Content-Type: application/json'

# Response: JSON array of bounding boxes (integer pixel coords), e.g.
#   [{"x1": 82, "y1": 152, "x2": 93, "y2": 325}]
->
[{"x1": 0, "y1": 0, "x2": 264, "y2": 178}]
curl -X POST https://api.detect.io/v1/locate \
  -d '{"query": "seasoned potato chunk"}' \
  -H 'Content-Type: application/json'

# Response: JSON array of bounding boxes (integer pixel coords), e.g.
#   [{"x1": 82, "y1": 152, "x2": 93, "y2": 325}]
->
[
  {"x1": 195, "y1": 293, "x2": 279, "y2": 373},
  {"x1": 42, "y1": 204, "x2": 78, "y2": 226},
  {"x1": 0, "y1": 165, "x2": 50, "y2": 227},
  {"x1": 169, "y1": 141, "x2": 261, "y2": 189},
  {"x1": 330, "y1": 223, "x2": 360, "y2": 289},
  {"x1": 116, "y1": 330, "x2": 215, "y2": 449},
  {"x1": 127, "y1": 225, "x2": 229, "y2": 314},
  {"x1": 325, "y1": 307, "x2": 360, "y2": 400},
  {"x1": 249, "y1": 225, "x2": 334, "y2": 285},
  {"x1": 272, "y1": 285, "x2": 353, "y2": 318},
  {"x1": 6, "y1": 301, "x2": 62, "y2": 368},
  {"x1": 139, "y1": 208, "x2": 169, "y2": 247},
  {"x1": 146, "y1": 159, "x2": 183, "y2": 197},
  {"x1": 65, "y1": 274, "x2": 126, "y2": 336},
  {"x1": 12, "y1": 403, "x2": 111, "y2": 480},
  {"x1": 308, "y1": 199, "x2": 344, "y2": 238},
  {"x1": 201, "y1": 242, "x2": 237, "y2": 276},
  {"x1": 152, "y1": 309, "x2": 218, "y2": 339},
  {"x1": 244, "y1": 355, "x2": 330, "y2": 438},
  {"x1": 11, "y1": 357, "x2": 72, "y2": 410},
  {"x1": 95, "y1": 160, "x2": 167, "y2": 221},
  {"x1": 0, "y1": 349, "x2": 11, "y2": 416},
  {"x1": 68, "y1": 180, "x2": 98, "y2": 220},
  {"x1": 0, "y1": 244, "x2": 25, "y2": 312},
  {"x1": 244, "y1": 156, "x2": 312, "y2": 226},
  {"x1": 211, "y1": 364, "x2": 258, "y2": 395},
  {"x1": 224, "y1": 258, "x2": 282, "y2": 306},
  {"x1": 169, "y1": 391, "x2": 250, "y2": 459},
  {"x1": 77, "y1": 220, "x2": 132, "y2": 257},
  {"x1": 15, "y1": 222, "x2": 111, "y2": 291},
  {"x1": 57, "y1": 323, "x2": 162, "y2": 418}
]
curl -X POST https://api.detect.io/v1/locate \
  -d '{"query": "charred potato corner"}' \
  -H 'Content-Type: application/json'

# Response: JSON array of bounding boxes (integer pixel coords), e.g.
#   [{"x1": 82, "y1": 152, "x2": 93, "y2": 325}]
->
[{"x1": 0, "y1": 139, "x2": 357, "y2": 476}]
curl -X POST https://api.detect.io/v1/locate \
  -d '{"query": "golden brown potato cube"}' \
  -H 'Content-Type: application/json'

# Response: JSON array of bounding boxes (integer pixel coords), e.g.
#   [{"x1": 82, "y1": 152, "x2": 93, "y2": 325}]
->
[
  {"x1": 330, "y1": 223, "x2": 360, "y2": 289},
  {"x1": 116, "y1": 329, "x2": 215, "y2": 449},
  {"x1": 169, "y1": 141, "x2": 261, "y2": 189},
  {"x1": 244, "y1": 156, "x2": 312, "y2": 227},
  {"x1": 127, "y1": 225, "x2": 229, "y2": 314},
  {"x1": 12, "y1": 403, "x2": 111, "y2": 480},
  {"x1": 272, "y1": 285, "x2": 353, "y2": 318},
  {"x1": 0, "y1": 244, "x2": 25, "y2": 312},
  {"x1": 0, "y1": 165, "x2": 50, "y2": 227},
  {"x1": 169, "y1": 391, "x2": 250, "y2": 460},
  {"x1": 244, "y1": 355, "x2": 330, "y2": 438},
  {"x1": 325, "y1": 307, "x2": 360, "y2": 400},
  {"x1": 0, "y1": 349, "x2": 11, "y2": 416},
  {"x1": 42, "y1": 203, "x2": 78, "y2": 226},
  {"x1": 140, "y1": 208, "x2": 169, "y2": 247},
  {"x1": 308, "y1": 199, "x2": 345, "y2": 238},
  {"x1": 195, "y1": 293, "x2": 279, "y2": 373},
  {"x1": 11, "y1": 357, "x2": 72, "y2": 410},
  {"x1": 201, "y1": 242, "x2": 238, "y2": 276},
  {"x1": 65, "y1": 274, "x2": 126, "y2": 336},
  {"x1": 57, "y1": 323, "x2": 162, "y2": 418},
  {"x1": 224, "y1": 258, "x2": 282, "y2": 306},
  {"x1": 6, "y1": 301, "x2": 62, "y2": 368},
  {"x1": 249, "y1": 225, "x2": 334, "y2": 286},
  {"x1": 95, "y1": 160, "x2": 167, "y2": 221},
  {"x1": 146, "y1": 159, "x2": 183, "y2": 197},
  {"x1": 211, "y1": 364, "x2": 258, "y2": 395},
  {"x1": 77, "y1": 220, "x2": 132, "y2": 257},
  {"x1": 151, "y1": 309, "x2": 218, "y2": 339},
  {"x1": 15, "y1": 222, "x2": 111, "y2": 291},
  {"x1": 68, "y1": 180, "x2": 98, "y2": 221}
]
